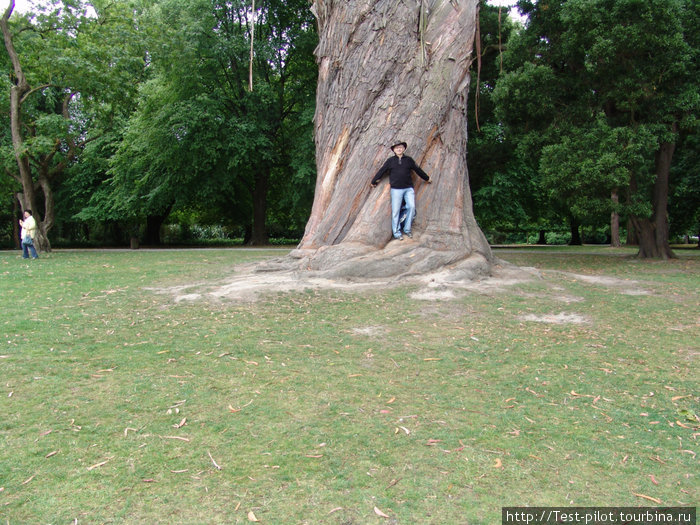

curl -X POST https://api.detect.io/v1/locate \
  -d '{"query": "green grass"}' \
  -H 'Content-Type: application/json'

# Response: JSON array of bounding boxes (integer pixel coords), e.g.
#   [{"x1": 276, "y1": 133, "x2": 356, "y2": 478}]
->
[{"x1": 1, "y1": 247, "x2": 698, "y2": 524}]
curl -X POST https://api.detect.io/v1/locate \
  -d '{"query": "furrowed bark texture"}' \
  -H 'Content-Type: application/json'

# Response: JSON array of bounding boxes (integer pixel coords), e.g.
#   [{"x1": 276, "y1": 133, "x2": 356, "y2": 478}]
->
[{"x1": 275, "y1": 0, "x2": 492, "y2": 279}]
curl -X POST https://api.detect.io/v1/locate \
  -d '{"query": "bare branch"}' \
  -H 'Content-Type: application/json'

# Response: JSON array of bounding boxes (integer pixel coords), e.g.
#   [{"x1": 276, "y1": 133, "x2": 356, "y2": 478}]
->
[
  {"x1": 4, "y1": 166, "x2": 21, "y2": 183},
  {"x1": 20, "y1": 83, "x2": 53, "y2": 105}
]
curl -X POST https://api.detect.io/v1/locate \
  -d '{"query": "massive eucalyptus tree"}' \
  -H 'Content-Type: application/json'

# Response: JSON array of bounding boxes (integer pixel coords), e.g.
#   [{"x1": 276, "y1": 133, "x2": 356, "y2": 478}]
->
[{"x1": 275, "y1": 0, "x2": 493, "y2": 279}]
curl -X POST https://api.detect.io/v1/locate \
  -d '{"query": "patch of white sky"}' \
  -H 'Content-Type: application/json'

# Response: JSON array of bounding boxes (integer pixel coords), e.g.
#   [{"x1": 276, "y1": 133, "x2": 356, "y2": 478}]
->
[
  {"x1": 9, "y1": 0, "x2": 35, "y2": 14},
  {"x1": 9, "y1": 0, "x2": 95, "y2": 16},
  {"x1": 487, "y1": 0, "x2": 528, "y2": 24},
  {"x1": 13, "y1": 1, "x2": 526, "y2": 19}
]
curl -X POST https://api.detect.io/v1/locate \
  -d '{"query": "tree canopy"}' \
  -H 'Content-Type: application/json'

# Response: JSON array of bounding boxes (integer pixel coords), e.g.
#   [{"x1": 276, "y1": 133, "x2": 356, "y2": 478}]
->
[
  {"x1": 1, "y1": 0, "x2": 698, "y2": 255},
  {"x1": 490, "y1": 0, "x2": 699, "y2": 254}
]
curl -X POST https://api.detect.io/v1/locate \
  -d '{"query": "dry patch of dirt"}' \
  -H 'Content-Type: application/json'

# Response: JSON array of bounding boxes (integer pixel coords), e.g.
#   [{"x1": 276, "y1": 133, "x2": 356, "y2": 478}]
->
[
  {"x1": 349, "y1": 326, "x2": 387, "y2": 337},
  {"x1": 150, "y1": 261, "x2": 648, "y2": 333},
  {"x1": 149, "y1": 261, "x2": 541, "y2": 304},
  {"x1": 519, "y1": 312, "x2": 589, "y2": 325},
  {"x1": 552, "y1": 271, "x2": 651, "y2": 296}
]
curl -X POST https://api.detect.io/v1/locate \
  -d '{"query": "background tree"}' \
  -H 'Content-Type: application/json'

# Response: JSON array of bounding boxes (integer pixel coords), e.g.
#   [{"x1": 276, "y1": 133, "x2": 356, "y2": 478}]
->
[
  {"x1": 494, "y1": 0, "x2": 699, "y2": 258},
  {"x1": 468, "y1": 1, "x2": 551, "y2": 245},
  {"x1": 84, "y1": 0, "x2": 317, "y2": 245},
  {"x1": 1, "y1": 0, "x2": 145, "y2": 251},
  {"x1": 669, "y1": 132, "x2": 700, "y2": 247}
]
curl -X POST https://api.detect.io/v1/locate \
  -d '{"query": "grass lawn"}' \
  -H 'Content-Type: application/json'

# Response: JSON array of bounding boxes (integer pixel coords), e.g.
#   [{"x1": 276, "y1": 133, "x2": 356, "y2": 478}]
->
[{"x1": 1, "y1": 246, "x2": 697, "y2": 524}]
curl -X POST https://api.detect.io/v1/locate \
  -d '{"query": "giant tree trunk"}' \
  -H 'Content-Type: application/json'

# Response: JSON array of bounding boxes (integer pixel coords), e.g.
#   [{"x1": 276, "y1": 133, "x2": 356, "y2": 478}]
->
[{"x1": 272, "y1": 0, "x2": 492, "y2": 279}]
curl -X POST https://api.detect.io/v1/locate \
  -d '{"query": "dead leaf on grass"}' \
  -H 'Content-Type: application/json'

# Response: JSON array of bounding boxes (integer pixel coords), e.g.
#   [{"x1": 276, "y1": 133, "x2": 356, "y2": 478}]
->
[
  {"x1": 247, "y1": 510, "x2": 259, "y2": 522},
  {"x1": 45, "y1": 450, "x2": 58, "y2": 458},
  {"x1": 650, "y1": 474, "x2": 659, "y2": 485},
  {"x1": 374, "y1": 506, "x2": 390, "y2": 518},
  {"x1": 173, "y1": 417, "x2": 187, "y2": 429},
  {"x1": 672, "y1": 395, "x2": 692, "y2": 402},
  {"x1": 493, "y1": 458, "x2": 503, "y2": 469},
  {"x1": 633, "y1": 492, "x2": 662, "y2": 504},
  {"x1": 87, "y1": 458, "x2": 113, "y2": 471}
]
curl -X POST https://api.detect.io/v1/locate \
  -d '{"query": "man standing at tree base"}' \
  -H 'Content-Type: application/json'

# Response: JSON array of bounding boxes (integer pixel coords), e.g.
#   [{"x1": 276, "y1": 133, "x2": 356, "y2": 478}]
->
[{"x1": 370, "y1": 142, "x2": 431, "y2": 240}]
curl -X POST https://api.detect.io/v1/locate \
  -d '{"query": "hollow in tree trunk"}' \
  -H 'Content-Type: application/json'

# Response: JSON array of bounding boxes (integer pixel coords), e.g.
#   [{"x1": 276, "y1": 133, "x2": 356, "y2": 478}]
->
[{"x1": 269, "y1": 0, "x2": 492, "y2": 280}]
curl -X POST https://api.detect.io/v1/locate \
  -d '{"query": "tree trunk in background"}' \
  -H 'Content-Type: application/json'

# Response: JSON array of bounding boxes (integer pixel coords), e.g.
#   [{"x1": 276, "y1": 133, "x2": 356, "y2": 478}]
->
[
  {"x1": 631, "y1": 140, "x2": 676, "y2": 259},
  {"x1": 271, "y1": 0, "x2": 492, "y2": 279},
  {"x1": 610, "y1": 190, "x2": 621, "y2": 247},
  {"x1": 569, "y1": 218, "x2": 581, "y2": 246},
  {"x1": 249, "y1": 170, "x2": 269, "y2": 246},
  {"x1": 145, "y1": 213, "x2": 168, "y2": 245}
]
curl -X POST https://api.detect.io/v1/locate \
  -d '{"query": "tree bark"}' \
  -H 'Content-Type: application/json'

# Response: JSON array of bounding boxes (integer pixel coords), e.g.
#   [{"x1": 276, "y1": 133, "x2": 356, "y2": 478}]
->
[
  {"x1": 632, "y1": 138, "x2": 676, "y2": 259},
  {"x1": 270, "y1": 0, "x2": 492, "y2": 280},
  {"x1": 145, "y1": 211, "x2": 171, "y2": 245},
  {"x1": 536, "y1": 230, "x2": 547, "y2": 245},
  {"x1": 2, "y1": 3, "x2": 52, "y2": 251},
  {"x1": 249, "y1": 169, "x2": 269, "y2": 245},
  {"x1": 610, "y1": 190, "x2": 621, "y2": 247},
  {"x1": 569, "y1": 217, "x2": 581, "y2": 246}
]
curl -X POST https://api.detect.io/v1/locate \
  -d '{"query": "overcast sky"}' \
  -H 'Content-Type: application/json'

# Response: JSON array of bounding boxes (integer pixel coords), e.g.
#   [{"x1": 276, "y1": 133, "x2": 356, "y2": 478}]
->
[
  {"x1": 9, "y1": 0, "x2": 34, "y2": 14},
  {"x1": 9, "y1": 0, "x2": 525, "y2": 23}
]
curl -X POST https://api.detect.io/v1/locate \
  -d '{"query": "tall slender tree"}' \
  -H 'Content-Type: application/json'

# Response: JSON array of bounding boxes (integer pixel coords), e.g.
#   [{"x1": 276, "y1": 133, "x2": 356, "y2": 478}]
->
[{"x1": 1, "y1": 0, "x2": 144, "y2": 250}]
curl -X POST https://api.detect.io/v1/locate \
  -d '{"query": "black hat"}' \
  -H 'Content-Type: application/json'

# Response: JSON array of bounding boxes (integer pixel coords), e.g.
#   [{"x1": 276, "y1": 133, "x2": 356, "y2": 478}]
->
[{"x1": 390, "y1": 141, "x2": 407, "y2": 151}]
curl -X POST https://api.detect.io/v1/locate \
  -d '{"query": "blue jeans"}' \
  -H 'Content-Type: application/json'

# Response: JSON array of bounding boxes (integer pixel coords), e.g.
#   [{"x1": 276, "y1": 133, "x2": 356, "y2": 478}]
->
[
  {"x1": 390, "y1": 187, "x2": 415, "y2": 238},
  {"x1": 22, "y1": 237, "x2": 38, "y2": 259}
]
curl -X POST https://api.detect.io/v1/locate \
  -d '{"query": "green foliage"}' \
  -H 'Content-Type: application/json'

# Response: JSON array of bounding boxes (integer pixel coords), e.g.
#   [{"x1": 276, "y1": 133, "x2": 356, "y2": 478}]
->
[
  {"x1": 669, "y1": 133, "x2": 700, "y2": 237},
  {"x1": 540, "y1": 117, "x2": 657, "y2": 222},
  {"x1": 491, "y1": 0, "x2": 699, "y2": 241},
  {"x1": 85, "y1": 0, "x2": 318, "y2": 242}
]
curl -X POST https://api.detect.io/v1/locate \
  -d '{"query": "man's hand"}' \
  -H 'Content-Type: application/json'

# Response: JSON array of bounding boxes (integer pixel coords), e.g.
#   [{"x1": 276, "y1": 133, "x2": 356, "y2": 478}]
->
[
  {"x1": 370, "y1": 182, "x2": 377, "y2": 188},
  {"x1": 426, "y1": 177, "x2": 432, "y2": 184}
]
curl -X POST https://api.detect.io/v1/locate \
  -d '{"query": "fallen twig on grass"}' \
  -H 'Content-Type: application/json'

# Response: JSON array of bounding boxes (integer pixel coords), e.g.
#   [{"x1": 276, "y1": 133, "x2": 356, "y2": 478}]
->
[{"x1": 208, "y1": 450, "x2": 222, "y2": 470}]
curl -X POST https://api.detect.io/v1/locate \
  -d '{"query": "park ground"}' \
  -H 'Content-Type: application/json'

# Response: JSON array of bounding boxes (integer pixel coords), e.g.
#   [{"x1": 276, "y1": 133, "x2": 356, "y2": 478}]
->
[{"x1": 1, "y1": 246, "x2": 698, "y2": 523}]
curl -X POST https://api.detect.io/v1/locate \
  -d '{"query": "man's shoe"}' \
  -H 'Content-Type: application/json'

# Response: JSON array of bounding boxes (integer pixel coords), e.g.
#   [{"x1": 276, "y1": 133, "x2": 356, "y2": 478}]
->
[
  {"x1": 404, "y1": 231, "x2": 413, "y2": 238},
  {"x1": 394, "y1": 235, "x2": 404, "y2": 241}
]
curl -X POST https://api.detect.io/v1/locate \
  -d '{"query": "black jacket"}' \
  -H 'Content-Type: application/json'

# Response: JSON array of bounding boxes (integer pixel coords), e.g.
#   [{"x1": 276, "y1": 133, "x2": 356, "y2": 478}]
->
[{"x1": 371, "y1": 155, "x2": 430, "y2": 189}]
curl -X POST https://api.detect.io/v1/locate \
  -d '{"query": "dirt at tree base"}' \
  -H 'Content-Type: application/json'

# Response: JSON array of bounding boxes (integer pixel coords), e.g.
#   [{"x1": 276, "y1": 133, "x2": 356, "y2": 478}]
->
[
  {"x1": 148, "y1": 256, "x2": 656, "y2": 330},
  {"x1": 152, "y1": 258, "x2": 537, "y2": 304}
]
